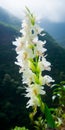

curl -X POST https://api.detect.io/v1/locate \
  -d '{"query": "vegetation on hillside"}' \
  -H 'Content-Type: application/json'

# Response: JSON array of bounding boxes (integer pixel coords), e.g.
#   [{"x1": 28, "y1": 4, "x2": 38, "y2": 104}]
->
[{"x1": 0, "y1": 8, "x2": 65, "y2": 129}]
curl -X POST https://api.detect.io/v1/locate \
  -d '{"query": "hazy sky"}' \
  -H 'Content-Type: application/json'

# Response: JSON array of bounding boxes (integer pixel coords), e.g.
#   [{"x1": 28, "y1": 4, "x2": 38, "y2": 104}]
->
[{"x1": 0, "y1": 0, "x2": 65, "y2": 22}]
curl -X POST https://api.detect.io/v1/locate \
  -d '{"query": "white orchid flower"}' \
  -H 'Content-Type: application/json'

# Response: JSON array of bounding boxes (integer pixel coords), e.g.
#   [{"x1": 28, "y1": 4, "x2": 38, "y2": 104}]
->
[{"x1": 13, "y1": 7, "x2": 54, "y2": 109}]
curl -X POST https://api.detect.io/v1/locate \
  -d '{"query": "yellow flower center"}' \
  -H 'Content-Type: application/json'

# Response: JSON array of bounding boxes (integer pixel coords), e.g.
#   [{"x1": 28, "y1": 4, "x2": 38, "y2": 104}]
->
[
  {"x1": 33, "y1": 87, "x2": 39, "y2": 96},
  {"x1": 23, "y1": 52, "x2": 28, "y2": 60}
]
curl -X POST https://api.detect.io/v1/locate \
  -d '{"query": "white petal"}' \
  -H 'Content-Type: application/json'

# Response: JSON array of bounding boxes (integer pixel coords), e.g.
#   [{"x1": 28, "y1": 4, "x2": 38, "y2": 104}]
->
[{"x1": 43, "y1": 75, "x2": 54, "y2": 85}]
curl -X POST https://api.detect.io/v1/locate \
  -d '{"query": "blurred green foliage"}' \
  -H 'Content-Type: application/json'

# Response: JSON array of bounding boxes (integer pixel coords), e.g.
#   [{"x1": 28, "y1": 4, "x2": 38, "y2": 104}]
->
[{"x1": 12, "y1": 126, "x2": 29, "y2": 130}]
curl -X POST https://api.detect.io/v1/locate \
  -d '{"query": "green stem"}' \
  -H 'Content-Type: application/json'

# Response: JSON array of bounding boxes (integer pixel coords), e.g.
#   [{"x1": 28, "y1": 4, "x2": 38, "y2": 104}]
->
[{"x1": 40, "y1": 101, "x2": 56, "y2": 129}]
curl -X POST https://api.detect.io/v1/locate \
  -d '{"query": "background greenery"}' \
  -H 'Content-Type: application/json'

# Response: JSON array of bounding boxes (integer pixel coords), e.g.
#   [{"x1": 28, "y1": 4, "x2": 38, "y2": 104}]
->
[{"x1": 0, "y1": 7, "x2": 65, "y2": 130}]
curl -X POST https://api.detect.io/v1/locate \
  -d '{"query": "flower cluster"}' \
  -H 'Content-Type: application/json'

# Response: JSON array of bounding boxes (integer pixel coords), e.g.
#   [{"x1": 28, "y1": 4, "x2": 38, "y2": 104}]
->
[{"x1": 13, "y1": 7, "x2": 54, "y2": 108}]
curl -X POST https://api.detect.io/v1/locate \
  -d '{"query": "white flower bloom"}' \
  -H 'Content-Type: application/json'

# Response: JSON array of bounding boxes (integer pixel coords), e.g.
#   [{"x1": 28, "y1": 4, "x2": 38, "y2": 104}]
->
[
  {"x1": 21, "y1": 14, "x2": 43, "y2": 41},
  {"x1": 33, "y1": 40, "x2": 47, "y2": 56},
  {"x1": 26, "y1": 96, "x2": 39, "y2": 108},
  {"x1": 37, "y1": 58, "x2": 51, "y2": 72},
  {"x1": 25, "y1": 84, "x2": 45, "y2": 108},
  {"x1": 16, "y1": 47, "x2": 34, "y2": 61},
  {"x1": 15, "y1": 53, "x2": 28, "y2": 71},
  {"x1": 35, "y1": 24, "x2": 43, "y2": 34},
  {"x1": 20, "y1": 19, "x2": 37, "y2": 40},
  {"x1": 13, "y1": 7, "x2": 55, "y2": 109},
  {"x1": 12, "y1": 37, "x2": 27, "y2": 54},
  {"x1": 22, "y1": 20, "x2": 28, "y2": 28},
  {"x1": 13, "y1": 37, "x2": 25, "y2": 46},
  {"x1": 41, "y1": 57, "x2": 51, "y2": 71},
  {"x1": 12, "y1": 37, "x2": 20, "y2": 46},
  {"x1": 22, "y1": 69, "x2": 34, "y2": 84},
  {"x1": 43, "y1": 75, "x2": 55, "y2": 85}
]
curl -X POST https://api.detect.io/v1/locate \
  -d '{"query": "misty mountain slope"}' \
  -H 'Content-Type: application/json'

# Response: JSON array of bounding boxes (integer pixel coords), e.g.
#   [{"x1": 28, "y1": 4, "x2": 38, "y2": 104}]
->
[
  {"x1": 0, "y1": 7, "x2": 21, "y2": 30},
  {"x1": 0, "y1": 23, "x2": 21, "y2": 81},
  {"x1": 41, "y1": 20, "x2": 65, "y2": 48},
  {"x1": 0, "y1": 7, "x2": 65, "y2": 48},
  {"x1": 0, "y1": 7, "x2": 65, "y2": 130},
  {"x1": 0, "y1": 22, "x2": 19, "y2": 44},
  {"x1": 0, "y1": 21, "x2": 65, "y2": 82},
  {"x1": 0, "y1": 7, "x2": 65, "y2": 82}
]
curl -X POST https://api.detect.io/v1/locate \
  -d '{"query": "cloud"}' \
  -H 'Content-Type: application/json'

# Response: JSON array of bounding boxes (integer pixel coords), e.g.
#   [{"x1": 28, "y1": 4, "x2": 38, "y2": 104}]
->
[{"x1": 0, "y1": 0, "x2": 65, "y2": 22}]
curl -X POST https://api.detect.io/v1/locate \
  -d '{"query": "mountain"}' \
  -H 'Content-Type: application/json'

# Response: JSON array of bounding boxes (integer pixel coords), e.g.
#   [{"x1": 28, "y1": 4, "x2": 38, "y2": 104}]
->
[
  {"x1": 0, "y1": 7, "x2": 21, "y2": 30},
  {"x1": 0, "y1": 7, "x2": 65, "y2": 48},
  {"x1": 0, "y1": 21, "x2": 65, "y2": 82},
  {"x1": 41, "y1": 20, "x2": 65, "y2": 48},
  {"x1": 39, "y1": 32, "x2": 65, "y2": 82},
  {"x1": 0, "y1": 19, "x2": 28, "y2": 130},
  {"x1": 0, "y1": 8, "x2": 65, "y2": 130},
  {"x1": 0, "y1": 7, "x2": 21, "y2": 80},
  {"x1": 0, "y1": 22, "x2": 21, "y2": 81},
  {"x1": 0, "y1": 7, "x2": 65, "y2": 82}
]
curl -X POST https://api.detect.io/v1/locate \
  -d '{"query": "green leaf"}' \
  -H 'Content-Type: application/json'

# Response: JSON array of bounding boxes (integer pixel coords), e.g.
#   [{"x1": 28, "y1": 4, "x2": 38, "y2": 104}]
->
[
  {"x1": 12, "y1": 126, "x2": 29, "y2": 130},
  {"x1": 44, "y1": 104, "x2": 55, "y2": 128}
]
